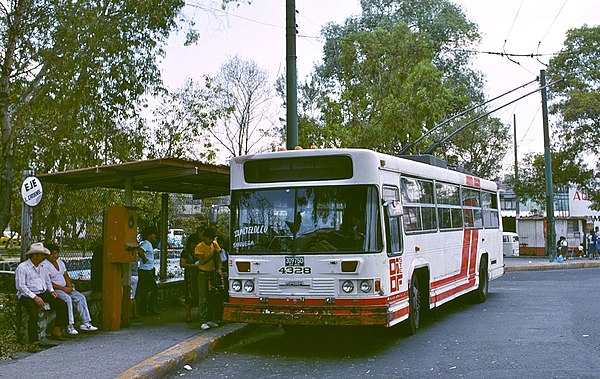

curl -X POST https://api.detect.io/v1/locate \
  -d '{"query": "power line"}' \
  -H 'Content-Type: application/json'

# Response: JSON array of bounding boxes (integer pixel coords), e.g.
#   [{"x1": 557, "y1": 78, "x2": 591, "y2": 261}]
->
[
  {"x1": 503, "y1": 0, "x2": 525, "y2": 50},
  {"x1": 538, "y1": 0, "x2": 568, "y2": 48},
  {"x1": 519, "y1": 106, "x2": 541, "y2": 145},
  {"x1": 536, "y1": 0, "x2": 568, "y2": 67},
  {"x1": 186, "y1": 1, "x2": 284, "y2": 29},
  {"x1": 456, "y1": 48, "x2": 558, "y2": 58}
]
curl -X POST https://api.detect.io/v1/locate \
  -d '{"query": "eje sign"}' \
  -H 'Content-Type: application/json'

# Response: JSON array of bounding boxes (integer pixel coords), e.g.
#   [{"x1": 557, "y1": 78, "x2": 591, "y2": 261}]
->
[{"x1": 21, "y1": 176, "x2": 43, "y2": 207}]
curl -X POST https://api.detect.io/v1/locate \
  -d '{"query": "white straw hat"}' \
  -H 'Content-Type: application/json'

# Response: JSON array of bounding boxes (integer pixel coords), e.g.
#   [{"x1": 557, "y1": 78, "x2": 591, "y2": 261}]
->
[{"x1": 26, "y1": 242, "x2": 51, "y2": 255}]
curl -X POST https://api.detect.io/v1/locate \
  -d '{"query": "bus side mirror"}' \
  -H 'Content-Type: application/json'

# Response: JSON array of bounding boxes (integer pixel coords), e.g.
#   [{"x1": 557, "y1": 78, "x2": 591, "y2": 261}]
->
[{"x1": 384, "y1": 200, "x2": 403, "y2": 217}]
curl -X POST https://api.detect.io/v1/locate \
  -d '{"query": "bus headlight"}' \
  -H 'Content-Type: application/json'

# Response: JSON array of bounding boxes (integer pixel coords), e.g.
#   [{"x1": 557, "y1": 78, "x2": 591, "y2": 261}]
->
[
  {"x1": 232, "y1": 280, "x2": 242, "y2": 292},
  {"x1": 360, "y1": 280, "x2": 372, "y2": 293},
  {"x1": 342, "y1": 280, "x2": 354, "y2": 293},
  {"x1": 244, "y1": 280, "x2": 255, "y2": 293}
]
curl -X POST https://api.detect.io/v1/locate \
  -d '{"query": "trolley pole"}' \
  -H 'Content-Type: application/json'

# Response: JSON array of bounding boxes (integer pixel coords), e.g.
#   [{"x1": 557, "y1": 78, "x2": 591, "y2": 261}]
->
[{"x1": 540, "y1": 70, "x2": 556, "y2": 261}]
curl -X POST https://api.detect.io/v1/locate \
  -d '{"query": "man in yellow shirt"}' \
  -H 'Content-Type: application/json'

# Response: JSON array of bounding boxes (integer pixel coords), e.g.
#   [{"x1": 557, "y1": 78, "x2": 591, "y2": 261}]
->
[{"x1": 194, "y1": 227, "x2": 221, "y2": 329}]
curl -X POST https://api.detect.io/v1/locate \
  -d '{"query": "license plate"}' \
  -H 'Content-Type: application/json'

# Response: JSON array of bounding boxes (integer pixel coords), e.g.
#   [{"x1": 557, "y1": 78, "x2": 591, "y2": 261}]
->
[{"x1": 285, "y1": 256, "x2": 304, "y2": 266}]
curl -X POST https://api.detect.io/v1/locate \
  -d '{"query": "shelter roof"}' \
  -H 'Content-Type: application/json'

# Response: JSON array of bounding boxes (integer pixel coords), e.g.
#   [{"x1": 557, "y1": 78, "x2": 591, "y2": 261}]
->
[{"x1": 37, "y1": 158, "x2": 230, "y2": 198}]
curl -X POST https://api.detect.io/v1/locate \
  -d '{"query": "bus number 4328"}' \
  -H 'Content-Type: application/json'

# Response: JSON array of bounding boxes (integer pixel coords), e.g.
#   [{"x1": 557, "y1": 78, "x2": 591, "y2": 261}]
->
[{"x1": 279, "y1": 266, "x2": 312, "y2": 274}]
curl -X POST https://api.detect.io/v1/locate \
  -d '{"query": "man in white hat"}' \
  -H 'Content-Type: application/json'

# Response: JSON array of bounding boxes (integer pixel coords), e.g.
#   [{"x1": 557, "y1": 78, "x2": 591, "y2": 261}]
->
[{"x1": 15, "y1": 242, "x2": 69, "y2": 352}]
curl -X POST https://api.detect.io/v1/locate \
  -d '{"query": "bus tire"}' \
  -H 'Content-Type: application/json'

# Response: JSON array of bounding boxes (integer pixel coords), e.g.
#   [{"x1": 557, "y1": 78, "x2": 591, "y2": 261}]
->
[
  {"x1": 474, "y1": 258, "x2": 489, "y2": 303},
  {"x1": 407, "y1": 272, "x2": 421, "y2": 335}
]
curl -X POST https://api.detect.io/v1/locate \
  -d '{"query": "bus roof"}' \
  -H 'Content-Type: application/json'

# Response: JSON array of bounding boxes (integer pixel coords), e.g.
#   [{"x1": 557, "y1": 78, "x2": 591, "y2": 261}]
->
[{"x1": 230, "y1": 148, "x2": 498, "y2": 191}]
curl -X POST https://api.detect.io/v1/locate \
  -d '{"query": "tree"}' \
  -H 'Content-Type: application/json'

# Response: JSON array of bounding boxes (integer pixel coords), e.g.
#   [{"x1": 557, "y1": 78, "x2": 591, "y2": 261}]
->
[
  {"x1": 0, "y1": 0, "x2": 186, "y2": 234},
  {"x1": 444, "y1": 115, "x2": 510, "y2": 179},
  {"x1": 511, "y1": 148, "x2": 594, "y2": 211},
  {"x1": 293, "y1": 0, "x2": 510, "y2": 174},
  {"x1": 208, "y1": 56, "x2": 278, "y2": 159},
  {"x1": 149, "y1": 77, "x2": 232, "y2": 162},
  {"x1": 545, "y1": 25, "x2": 600, "y2": 207}
]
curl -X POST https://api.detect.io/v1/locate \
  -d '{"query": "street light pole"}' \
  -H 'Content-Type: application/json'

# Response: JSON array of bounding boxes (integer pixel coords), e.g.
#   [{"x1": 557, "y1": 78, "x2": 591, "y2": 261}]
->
[
  {"x1": 540, "y1": 69, "x2": 556, "y2": 261},
  {"x1": 285, "y1": 0, "x2": 298, "y2": 149}
]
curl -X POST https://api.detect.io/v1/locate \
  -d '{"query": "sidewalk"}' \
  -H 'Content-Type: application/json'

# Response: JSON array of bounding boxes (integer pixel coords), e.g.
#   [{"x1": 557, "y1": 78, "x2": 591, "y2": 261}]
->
[
  {"x1": 0, "y1": 306, "x2": 248, "y2": 379},
  {"x1": 2, "y1": 257, "x2": 600, "y2": 379},
  {"x1": 504, "y1": 255, "x2": 600, "y2": 272}
]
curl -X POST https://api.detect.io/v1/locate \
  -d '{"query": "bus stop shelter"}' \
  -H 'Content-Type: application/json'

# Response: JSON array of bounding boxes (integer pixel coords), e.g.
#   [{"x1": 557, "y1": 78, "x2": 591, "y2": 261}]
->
[{"x1": 34, "y1": 157, "x2": 230, "y2": 329}]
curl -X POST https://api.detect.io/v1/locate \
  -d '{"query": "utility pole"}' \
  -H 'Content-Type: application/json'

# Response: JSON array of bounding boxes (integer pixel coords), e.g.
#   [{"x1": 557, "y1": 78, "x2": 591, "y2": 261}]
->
[
  {"x1": 540, "y1": 69, "x2": 556, "y2": 261},
  {"x1": 513, "y1": 114, "x2": 520, "y2": 234},
  {"x1": 285, "y1": 0, "x2": 298, "y2": 149}
]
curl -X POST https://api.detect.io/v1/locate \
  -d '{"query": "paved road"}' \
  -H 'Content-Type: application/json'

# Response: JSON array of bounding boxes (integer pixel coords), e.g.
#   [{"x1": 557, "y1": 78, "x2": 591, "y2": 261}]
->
[{"x1": 172, "y1": 268, "x2": 600, "y2": 378}]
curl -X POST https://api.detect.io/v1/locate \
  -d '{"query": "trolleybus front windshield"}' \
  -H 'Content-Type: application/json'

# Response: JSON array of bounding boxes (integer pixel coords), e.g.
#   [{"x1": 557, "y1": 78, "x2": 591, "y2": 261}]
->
[{"x1": 231, "y1": 185, "x2": 382, "y2": 255}]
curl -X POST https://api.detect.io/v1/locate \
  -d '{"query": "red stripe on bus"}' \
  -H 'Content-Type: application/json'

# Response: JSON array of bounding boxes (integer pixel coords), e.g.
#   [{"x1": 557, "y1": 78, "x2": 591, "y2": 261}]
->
[
  {"x1": 469, "y1": 229, "x2": 479, "y2": 278},
  {"x1": 228, "y1": 296, "x2": 391, "y2": 307},
  {"x1": 390, "y1": 306, "x2": 410, "y2": 320},
  {"x1": 431, "y1": 278, "x2": 477, "y2": 303}
]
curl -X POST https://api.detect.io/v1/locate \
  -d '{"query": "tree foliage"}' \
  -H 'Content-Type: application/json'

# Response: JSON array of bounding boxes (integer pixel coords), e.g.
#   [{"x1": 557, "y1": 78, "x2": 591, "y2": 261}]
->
[
  {"x1": 149, "y1": 77, "x2": 231, "y2": 162},
  {"x1": 0, "y1": 0, "x2": 186, "y2": 233},
  {"x1": 542, "y1": 25, "x2": 600, "y2": 207},
  {"x1": 293, "y1": 0, "x2": 510, "y2": 178},
  {"x1": 511, "y1": 148, "x2": 594, "y2": 210}
]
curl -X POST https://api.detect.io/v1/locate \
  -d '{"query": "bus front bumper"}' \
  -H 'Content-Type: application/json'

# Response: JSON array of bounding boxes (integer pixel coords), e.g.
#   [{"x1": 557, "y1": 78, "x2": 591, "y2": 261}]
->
[{"x1": 223, "y1": 301, "x2": 391, "y2": 326}]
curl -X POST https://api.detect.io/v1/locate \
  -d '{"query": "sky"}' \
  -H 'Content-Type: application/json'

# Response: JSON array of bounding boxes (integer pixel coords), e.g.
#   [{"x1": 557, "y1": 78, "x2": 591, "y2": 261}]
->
[{"x1": 161, "y1": 0, "x2": 600, "y2": 171}]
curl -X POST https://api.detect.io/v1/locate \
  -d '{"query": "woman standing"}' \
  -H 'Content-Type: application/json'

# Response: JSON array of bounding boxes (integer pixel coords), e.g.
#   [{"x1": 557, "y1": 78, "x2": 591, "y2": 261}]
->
[{"x1": 180, "y1": 233, "x2": 200, "y2": 322}]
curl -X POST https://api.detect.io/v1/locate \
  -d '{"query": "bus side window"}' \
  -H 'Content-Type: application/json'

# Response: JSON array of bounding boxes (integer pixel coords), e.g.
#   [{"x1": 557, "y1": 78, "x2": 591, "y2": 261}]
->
[{"x1": 386, "y1": 214, "x2": 402, "y2": 255}]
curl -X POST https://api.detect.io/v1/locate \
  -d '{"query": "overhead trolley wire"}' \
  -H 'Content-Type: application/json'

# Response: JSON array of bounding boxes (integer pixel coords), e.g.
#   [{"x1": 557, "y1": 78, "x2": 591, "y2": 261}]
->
[
  {"x1": 399, "y1": 78, "x2": 539, "y2": 155},
  {"x1": 423, "y1": 79, "x2": 562, "y2": 155}
]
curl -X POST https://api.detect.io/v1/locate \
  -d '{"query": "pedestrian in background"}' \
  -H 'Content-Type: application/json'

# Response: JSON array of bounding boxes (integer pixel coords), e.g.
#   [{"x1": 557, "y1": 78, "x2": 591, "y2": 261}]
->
[
  {"x1": 195, "y1": 227, "x2": 221, "y2": 330},
  {"x1": 594, "y1": 226, "x2": 600, "y2": 260},
  {"x1": 136, "y1": 226, "x2": 159, "y2": 315},
  {"x1": 557, "y1": 236, "x2": 569, "y2": 259},
  {"x1": 180, "y1": 233, "x2": 200, "y2": 322},
  {"x1": 588, "y1": 228, "x2": 597, "y2": 260}
]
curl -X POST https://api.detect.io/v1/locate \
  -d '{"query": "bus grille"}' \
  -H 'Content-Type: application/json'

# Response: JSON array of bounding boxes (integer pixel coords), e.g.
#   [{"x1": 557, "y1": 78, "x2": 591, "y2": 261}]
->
[{"x1": 257, "y1": 278, "x2": 336, "y2": 296}]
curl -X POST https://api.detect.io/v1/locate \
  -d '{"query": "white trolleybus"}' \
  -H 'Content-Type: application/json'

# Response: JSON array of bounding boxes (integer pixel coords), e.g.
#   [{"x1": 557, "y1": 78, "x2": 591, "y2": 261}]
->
[{"x1": 223, "y1": 148, "x2": 504, "y2": 333}]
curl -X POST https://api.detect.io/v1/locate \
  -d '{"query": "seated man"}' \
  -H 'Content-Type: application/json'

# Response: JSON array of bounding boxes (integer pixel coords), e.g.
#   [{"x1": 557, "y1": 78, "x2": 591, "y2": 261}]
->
[
  {"x1": 41, "y1": 243, "x2": 98, "y2": 334},
  {"x1": 15, "y1": 242, "x2": 69, "y2": 352}
]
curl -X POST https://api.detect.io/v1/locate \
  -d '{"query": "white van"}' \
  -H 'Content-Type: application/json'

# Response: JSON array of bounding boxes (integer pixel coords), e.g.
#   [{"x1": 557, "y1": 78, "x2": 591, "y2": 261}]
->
[{"x1": 503, "y1": 232, "x2": 520, "y2": 257}]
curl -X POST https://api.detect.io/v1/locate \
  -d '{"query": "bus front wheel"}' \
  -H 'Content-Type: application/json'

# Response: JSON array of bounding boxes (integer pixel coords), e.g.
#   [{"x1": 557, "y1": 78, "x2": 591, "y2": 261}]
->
[{"x1": 407, "y1": 273, "x2": 420, "y2": 335}]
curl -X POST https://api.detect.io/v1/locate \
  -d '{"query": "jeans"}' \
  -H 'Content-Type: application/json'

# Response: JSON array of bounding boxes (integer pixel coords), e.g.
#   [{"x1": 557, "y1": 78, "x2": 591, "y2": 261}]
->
[
  {"x1": 136, "y1": 269, "x2": 157, "y2": 314},
  {"x1": 197, "y1": 270, "x2": 216, "y2": 324},
  {"x1": 55, "y1": 289, "x2": 92, "y2": 325}
]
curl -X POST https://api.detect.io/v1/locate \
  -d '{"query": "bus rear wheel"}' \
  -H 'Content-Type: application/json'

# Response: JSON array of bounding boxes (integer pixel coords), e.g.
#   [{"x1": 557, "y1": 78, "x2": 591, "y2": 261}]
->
[
  {"x1": 407, "y1": 273, "x2": 420, "y2": 335},
  {"x1": 474, "y1": 258, "x2": 489, "y2": 303}
]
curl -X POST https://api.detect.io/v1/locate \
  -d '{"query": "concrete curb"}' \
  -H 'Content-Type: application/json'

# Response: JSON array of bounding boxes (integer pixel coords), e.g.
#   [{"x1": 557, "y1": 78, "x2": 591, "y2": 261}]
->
[
  {"x1": 114, "y1": 323, "x2": 250, "y2": 379},
  {"x1": 505, "y1": 260, "x2": 600, "y2": 272}
]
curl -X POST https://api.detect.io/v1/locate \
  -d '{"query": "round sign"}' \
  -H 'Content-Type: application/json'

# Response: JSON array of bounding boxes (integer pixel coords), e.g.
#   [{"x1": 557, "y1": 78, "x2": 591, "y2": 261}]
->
[{"x1": 21, "y1": 176, "x2": 43, "y2": 207}]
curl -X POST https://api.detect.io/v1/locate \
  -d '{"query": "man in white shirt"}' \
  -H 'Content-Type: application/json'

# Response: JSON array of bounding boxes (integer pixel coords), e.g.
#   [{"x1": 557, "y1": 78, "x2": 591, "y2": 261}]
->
[
  {"x1": 41, "y1": 243, "x2": 98, "y2": 335},
  {"x1": 15, "y1": 242, "x2": 69, "y2": 352},
  {"x1": 136, "y1": 226, "x2": 159, "y2": 315}
]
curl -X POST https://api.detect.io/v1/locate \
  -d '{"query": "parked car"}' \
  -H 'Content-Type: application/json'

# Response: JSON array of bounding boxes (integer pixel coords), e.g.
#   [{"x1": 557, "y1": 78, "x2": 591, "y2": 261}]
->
[
  {"x1": 1, "y1": 231, "x2": 21, "y2": 245},
  {"x1": 503, "y1": 232, "x2": 520, "y2": 257}
]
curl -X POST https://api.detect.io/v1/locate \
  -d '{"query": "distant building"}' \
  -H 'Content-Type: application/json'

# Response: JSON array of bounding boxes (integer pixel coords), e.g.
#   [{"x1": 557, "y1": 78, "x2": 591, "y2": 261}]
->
[{"x1": 500, "y1": 186, "x2": 596, "y2": 256}]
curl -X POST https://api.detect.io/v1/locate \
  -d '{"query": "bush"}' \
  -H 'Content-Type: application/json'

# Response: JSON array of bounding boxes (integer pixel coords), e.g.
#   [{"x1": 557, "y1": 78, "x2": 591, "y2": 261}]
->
[{"x1": 0, "y1": 292, "x2": 24, "y2": 359}]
